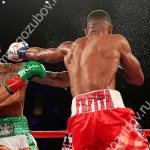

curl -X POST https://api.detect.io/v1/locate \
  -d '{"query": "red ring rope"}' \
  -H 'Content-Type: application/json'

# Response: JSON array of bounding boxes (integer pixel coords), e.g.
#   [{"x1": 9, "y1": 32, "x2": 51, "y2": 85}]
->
[
  {"x1": 30, "y1": 129, "x2": 150, "y2": 138},
  {"x1": 30, "y1": 131, "x2": 65, "y2": 138}
]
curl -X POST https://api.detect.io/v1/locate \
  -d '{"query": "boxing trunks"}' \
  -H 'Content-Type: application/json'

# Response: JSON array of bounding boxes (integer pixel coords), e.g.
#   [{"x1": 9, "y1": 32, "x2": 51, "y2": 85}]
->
[
  {"x1": 0, "y1": 116, "x2": 37, "y2": 150},
  {"x1": 62, "y1": 89, "x2": 149, "y2": 150}
]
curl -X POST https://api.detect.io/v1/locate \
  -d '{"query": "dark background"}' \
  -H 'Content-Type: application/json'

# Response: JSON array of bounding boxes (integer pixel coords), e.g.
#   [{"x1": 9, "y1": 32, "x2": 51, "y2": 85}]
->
[{"x1": 0, "y1": 0, "x2": 150, "y2": 149}]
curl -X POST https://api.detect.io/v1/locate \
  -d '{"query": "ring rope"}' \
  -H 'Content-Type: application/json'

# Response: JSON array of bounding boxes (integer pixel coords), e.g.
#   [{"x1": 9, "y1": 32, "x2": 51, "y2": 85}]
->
[{"x1": 30, "y1": 129, "x2": 150, "y2": 138}]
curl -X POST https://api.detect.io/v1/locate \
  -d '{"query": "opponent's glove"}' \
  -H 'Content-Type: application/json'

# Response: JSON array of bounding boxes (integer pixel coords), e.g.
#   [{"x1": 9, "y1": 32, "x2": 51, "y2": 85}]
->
[
  {"x1": 4, "y1": 61, "x2": 46, "y2": 94},
  {"x1": 7, "y1": 42, "x2": 29, "y2": 62}
]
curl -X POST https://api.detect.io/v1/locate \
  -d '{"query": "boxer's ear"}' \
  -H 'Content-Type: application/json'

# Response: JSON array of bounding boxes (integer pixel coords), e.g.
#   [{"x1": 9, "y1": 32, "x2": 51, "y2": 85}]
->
[
  {"x1": 108, "y1": 24, "x2": 113, "y2": 34},
  {"x1": 84, "y1": 28, "x2": 88, "y2": 35}
]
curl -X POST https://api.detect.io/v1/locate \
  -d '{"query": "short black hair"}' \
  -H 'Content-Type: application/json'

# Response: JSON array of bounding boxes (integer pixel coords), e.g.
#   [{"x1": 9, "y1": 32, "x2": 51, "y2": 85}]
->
[{"x1": 87, "y1": 10, "x2": 111, "y2": 24}]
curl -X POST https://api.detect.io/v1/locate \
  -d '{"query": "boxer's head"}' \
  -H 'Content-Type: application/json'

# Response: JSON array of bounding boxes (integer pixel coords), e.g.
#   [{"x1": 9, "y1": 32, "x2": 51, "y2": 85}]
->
[{"x1": 85, "y1": 10, "x2": 112, "y2": 35}]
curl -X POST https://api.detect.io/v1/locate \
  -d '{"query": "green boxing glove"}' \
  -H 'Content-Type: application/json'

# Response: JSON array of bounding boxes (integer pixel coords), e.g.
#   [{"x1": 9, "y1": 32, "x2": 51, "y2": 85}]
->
[
  {"x1": 5, "y1": 61, "x2": 46, "y2": 94},
  {"x1": 18, "y1": 61, "x2": 46, "y2": 81}
]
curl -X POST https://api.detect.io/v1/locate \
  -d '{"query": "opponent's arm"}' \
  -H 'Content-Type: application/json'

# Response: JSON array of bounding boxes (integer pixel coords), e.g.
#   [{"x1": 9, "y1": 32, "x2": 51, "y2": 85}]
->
[
  {"x1": 0, "y1": 64, "x2": 16, "y2": 102},
  {"x1": 0, "y1": 63, "x2": 24, "y2": 102},
  {"x1": 120, "y1": 36, "x2": 144, "y2": 86},
  {"x1": 0, "y1": 61, "x2": 46, "y2": 104},
  {"x1": 0, "y1": 86, "x2": 11, "y2": 103},
  {"x1": 7, "y1": 41, "x2": 72, "y2": 63},
  {"x1": 32, "y1": 71, "x2": 70, "y2": 88}
]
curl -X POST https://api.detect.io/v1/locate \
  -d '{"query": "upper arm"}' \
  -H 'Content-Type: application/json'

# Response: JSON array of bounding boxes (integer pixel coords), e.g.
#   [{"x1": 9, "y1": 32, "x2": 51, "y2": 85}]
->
[
  {"x1": 120, "y1": 36, "x2": 140, "y2": 70},
  {"x1": 119, "y1": 36, "x2": 144, "y2": 85}
]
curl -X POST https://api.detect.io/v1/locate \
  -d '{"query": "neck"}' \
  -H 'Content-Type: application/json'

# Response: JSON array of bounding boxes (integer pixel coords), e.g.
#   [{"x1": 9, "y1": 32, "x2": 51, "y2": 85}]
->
[{"x1": 87, "y1": 30, "x2": 109, "y2": 36}]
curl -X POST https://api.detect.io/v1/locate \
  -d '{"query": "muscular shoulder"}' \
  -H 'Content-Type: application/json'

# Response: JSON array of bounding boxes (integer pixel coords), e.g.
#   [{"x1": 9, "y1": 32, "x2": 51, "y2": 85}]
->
[
  {"x1": 112, "y1": 34, "x2": 130, "y2": 51},
  {"x1": 58, "y1": 41, "x2": 73, "y2": 55},
  {"x1": 58, "y1": 41, "x2": 73, "y2": 48},
  {"x1": 112, "y1": 34, "x2": 128, "y2": 44}
]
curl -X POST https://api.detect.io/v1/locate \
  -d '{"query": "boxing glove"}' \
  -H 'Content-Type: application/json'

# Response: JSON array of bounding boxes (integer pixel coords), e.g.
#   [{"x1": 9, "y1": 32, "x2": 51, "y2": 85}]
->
[
  {"x1": 5, "y1": 61, "x2": 46, "y2": 94},
  {"x1": 7, "y1": 42, "x2": 29, "y2": 62}
]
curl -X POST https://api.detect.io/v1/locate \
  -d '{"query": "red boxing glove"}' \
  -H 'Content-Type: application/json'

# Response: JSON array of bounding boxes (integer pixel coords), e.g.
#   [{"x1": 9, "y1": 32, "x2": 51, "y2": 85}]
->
[{"x1": 5, "y1": 76, "x2": 26, "y2": 94}]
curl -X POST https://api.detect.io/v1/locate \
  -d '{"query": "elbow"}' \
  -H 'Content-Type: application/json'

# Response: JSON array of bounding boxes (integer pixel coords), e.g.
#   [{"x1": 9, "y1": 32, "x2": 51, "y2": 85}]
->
[
  {"x1": 135, "y1": 74, "x2": 144, "y2": 86},
  {"x1": 135, "y1": 68, "x2": 144, "y2": 86},
  {"x1": 133, "y1": 80, "x2": 144, "y2": 86},
  {"x1": 125, "y1": 73, "x2": 144, "y2": 86},
  {"x1": 124, "y1": 64, "x2": 144, "y2": 86}
]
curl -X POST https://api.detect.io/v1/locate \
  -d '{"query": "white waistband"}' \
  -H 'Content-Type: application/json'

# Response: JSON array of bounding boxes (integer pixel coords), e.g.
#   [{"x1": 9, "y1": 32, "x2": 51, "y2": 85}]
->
[{"x1": 71, "y1": 89, "x2": 125, "y2": 116}]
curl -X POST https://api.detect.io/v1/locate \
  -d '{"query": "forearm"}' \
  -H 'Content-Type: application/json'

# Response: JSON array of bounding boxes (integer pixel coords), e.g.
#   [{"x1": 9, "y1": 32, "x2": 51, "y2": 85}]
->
[
  {"x1": 32, "y1": 71, "x2": 70, "y2": 88},
  {"x1": 0, "y1": 86, "x2": 11, "y2": 104},
  {"x1": 121, "y1": 52, "x2": 144, "y2": 86},
  {"x1": 25, "y1": 47, "x2": 64, "y2": 63},
  {"x1": 124, "y1": 61, "x2": 144, "y2": 86},
  {"x1": 46, "y1": 71, "x2": 68, "y2": 79}
]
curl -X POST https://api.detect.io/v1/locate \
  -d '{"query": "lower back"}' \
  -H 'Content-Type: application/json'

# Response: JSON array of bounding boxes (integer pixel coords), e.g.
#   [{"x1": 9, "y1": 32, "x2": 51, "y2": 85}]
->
[{"x1": 70, "y1": 70, "x2": 116, "y2": 97}]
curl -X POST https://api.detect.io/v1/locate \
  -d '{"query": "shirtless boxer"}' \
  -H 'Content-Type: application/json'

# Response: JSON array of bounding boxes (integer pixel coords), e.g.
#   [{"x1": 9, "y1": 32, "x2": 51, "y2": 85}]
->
[
  {"x1": 7, "y1": 10, "x2": 149, "y2": 149},
  {"x1": 0, "y1": 61, "x2": 46, "y2": 150},
  {"x1": 0, "y1": 59, "x2": 69, "y2": 150}
]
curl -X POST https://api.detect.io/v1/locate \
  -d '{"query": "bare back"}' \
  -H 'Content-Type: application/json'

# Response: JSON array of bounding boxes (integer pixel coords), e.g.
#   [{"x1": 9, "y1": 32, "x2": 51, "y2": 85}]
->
[
  {"x1": 25, "y1": 33, "x2": 144, "y2": 97},
  {"x1": 0, "y1": 63, "x2": 26, "y2": 117},
  {"x1": 63, "y1": 35, "x2": 123, "y2": 96}
]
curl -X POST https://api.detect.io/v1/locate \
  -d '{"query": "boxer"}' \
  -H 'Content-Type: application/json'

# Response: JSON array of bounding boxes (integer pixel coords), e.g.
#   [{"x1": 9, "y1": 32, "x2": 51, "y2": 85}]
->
[
  {"x1": 0, "y1": 49, "x2": 71, "y2": 150},
  {"x1": 0, "y1": 61, "x2": 46, "y2": 150},
  {"x1": 0, "y1": 59, "x2": 69, "y2": 150},
  {"x1": 7, "y1": 10, "x2": 149, "y2": 150}
]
